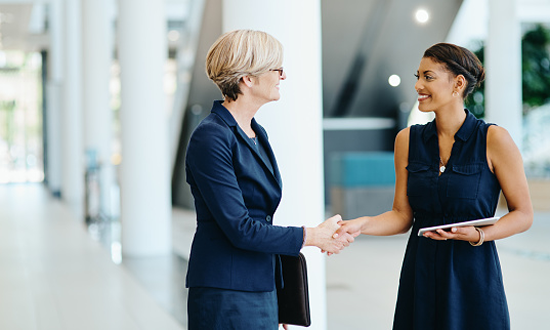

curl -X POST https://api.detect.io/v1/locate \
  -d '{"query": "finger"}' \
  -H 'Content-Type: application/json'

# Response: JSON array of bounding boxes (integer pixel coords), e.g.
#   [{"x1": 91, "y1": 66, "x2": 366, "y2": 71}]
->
[
  {"x1": 436, "y1": 229, "x2": 454, "y2": 239},
  {"x1": 344, "y1": 233, "x2": 355, "y2": 243},
  {"x1": 424, "y1": 231, "x2": 447, "y2": 241}
]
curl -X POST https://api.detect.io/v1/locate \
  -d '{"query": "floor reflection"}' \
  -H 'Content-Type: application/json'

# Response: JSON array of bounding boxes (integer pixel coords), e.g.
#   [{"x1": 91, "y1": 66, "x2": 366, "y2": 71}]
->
[{"x1": 86, "y1": 216, "x2": 189, "y2": 327}]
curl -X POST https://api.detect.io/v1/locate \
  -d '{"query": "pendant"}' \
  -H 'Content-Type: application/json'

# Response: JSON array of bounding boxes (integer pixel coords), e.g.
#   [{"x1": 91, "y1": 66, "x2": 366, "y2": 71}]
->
[{"x1": 439, "y1": 165, "x2": 446, "y2": 173}]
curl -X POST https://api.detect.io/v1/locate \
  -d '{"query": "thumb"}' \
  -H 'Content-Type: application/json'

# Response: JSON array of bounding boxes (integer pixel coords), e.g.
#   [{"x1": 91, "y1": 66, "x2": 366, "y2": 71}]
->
[{"x1": 333, "y1": 224, "x2": 346, "y2": 238}]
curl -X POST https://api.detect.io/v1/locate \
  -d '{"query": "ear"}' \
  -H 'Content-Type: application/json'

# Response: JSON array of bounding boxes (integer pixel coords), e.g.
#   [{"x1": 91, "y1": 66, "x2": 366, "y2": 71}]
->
[
  {"x1": 241, "y1": 75, "x2": 255, "y2": 88},
  {"x1": 454, "y1": 74, "x2": 466, "y2": 93}
]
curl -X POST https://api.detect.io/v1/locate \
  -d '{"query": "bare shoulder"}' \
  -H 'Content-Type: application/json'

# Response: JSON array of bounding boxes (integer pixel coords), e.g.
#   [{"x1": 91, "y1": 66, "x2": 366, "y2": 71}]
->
[
  {"x1": 487, "y1": 125, "x2": 517, "y2": 152},
  {"x1": 395, "y1": 126, "x2": 411, "y2": 146},
  {"x1": 394, "y1": 127, "x2": 410, "y2": 163},
  {"x1": 487, "y1": 124, "x2": 522, "y2": 173}
]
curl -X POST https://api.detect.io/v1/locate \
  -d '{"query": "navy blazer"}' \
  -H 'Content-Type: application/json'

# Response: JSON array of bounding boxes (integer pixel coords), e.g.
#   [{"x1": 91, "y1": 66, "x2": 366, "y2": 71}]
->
[{"x1": 185, "y1": 101, "x2": 304, "y2": 292}]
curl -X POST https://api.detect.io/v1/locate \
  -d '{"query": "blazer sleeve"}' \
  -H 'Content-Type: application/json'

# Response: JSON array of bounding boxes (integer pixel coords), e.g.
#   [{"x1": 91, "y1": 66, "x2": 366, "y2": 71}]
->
[{"x1": 186, "y1": 122, "x2": 303, "y2": 255}]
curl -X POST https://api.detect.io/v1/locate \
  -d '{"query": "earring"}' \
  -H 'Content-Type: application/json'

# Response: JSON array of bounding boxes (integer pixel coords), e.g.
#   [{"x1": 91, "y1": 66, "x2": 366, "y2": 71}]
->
[{"x1": 452, "y1": 91, "x2": 459, "y2": 97}]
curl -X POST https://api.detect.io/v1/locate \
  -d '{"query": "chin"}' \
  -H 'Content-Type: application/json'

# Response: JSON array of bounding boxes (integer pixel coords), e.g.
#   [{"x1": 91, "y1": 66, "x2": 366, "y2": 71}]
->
[{"x1": 417, "y1": 105, "x2": 433, "y2": 113}]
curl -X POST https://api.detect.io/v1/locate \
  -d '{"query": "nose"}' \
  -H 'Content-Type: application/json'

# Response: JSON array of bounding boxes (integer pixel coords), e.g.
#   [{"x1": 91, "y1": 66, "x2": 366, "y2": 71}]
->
[
  {"x1": 414, "y1": 80, "x2": 422, "y2": 93},
  {"x1": 280, "y1": 71, "x2": 287, "y2": 80}
]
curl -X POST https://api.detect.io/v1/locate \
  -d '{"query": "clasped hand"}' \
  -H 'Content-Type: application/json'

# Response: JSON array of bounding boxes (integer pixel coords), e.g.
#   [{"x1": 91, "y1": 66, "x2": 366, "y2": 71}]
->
[{"x1": 310, "y1": 214, "x2": 358, "y2": 255}]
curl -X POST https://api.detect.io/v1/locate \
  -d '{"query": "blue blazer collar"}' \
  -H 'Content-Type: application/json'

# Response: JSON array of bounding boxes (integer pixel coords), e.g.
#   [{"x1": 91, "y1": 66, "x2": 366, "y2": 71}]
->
[{"x1": 211, "y1": 100, "x2": 282, "y2": 186}]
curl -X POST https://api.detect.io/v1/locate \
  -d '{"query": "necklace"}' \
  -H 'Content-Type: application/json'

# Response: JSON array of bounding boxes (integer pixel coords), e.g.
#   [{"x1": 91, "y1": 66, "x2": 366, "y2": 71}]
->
[{"x1": 439, "y1": 157, "x2": 446, "y2": 173}]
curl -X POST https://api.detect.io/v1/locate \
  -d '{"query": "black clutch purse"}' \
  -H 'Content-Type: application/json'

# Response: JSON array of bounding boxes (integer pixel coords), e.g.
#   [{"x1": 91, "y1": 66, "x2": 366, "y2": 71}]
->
[{"x1": 277, "y1": 253, "x2": 311, "y2": 327}]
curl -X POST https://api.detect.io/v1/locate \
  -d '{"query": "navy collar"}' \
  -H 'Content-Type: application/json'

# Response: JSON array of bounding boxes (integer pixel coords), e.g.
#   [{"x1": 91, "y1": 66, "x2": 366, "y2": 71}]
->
[
  {"x1": 211, "y1": 100, "x2": 238, "y2": 127},
  {"x1": 422, "y1": 109, "x2": 477, "y2": 143},
  {"x1": 211, "y1": 100, "x2": 262, "y2": 132}
]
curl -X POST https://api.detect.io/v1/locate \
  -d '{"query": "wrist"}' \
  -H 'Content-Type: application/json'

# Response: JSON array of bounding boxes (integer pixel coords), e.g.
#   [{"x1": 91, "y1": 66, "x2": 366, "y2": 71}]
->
[
  {"x1": 304, "y1": 227, "x2": 317, "y2": 247},
  {"x1": 470, "y1": 227, "x2": 485, "y2": 246},
  {"x1": 358, "y1": 216, "x2": 370, "y2": 235}
]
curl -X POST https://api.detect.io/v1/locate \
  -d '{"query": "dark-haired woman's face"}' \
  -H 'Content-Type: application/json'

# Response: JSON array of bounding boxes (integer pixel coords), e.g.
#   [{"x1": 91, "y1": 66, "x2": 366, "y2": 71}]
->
[{"x1": 414, "y1": 57, "x2": 456, "y2": 113}]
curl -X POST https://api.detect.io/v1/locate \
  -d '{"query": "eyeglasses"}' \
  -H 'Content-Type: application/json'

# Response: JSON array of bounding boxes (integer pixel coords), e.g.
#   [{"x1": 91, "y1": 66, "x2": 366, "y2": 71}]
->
[{"x1": 270, "y1": 68, "x2": 284, "y2": 77}]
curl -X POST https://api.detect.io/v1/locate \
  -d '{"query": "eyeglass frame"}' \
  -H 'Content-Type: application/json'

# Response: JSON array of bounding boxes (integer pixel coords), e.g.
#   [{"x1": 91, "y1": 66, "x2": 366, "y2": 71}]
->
[{"x1": 270, "y1": 68, "x2": 284, "y2": 77}]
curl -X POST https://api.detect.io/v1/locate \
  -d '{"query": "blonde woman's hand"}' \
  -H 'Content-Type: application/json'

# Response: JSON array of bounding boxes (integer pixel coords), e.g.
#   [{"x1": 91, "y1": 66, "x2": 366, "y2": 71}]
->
[{"x1": 306, "y1": 214, "x2": 354, "y2": 254}]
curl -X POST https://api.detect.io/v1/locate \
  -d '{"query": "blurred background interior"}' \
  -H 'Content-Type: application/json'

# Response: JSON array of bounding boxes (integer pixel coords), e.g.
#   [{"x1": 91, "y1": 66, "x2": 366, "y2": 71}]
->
[{"x1": 0, "y1": 0, "x2": 549, "y2": 329}]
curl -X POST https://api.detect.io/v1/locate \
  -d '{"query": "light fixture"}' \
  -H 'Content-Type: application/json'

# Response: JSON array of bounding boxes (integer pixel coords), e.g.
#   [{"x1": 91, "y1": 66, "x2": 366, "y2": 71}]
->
[
  {"x1": 167, "y1": 30, "x2": 180, "y2": 42},
  {"x1": 388, "y1": 74, "x2": 401, "y2": 87},
  {"x1": 415, "y1": 9, "x2": 429, "y2": 24}
]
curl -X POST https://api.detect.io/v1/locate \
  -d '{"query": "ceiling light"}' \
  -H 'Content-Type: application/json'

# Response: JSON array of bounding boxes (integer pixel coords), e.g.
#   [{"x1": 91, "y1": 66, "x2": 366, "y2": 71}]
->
[
  {"x1": 388, "y1": 74, "x2": 401, "y2": 87},
  {"x1": 167, "y1": 30, "x2": 180, "y2": 42},
  {"x1": 415, "y1": 9, "x2": 429, "y2": 24}
]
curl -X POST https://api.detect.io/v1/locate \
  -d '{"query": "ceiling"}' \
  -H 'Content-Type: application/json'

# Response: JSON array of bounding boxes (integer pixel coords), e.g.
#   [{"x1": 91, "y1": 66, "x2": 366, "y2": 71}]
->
[{"x1": 0, "y1": 3, "x2": 48, "y2": 51}]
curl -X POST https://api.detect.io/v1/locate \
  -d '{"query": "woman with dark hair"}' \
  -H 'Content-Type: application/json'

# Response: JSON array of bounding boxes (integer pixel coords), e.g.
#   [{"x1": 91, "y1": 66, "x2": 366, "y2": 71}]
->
[{"x1": 335, "y1": 43, "x2": 533, "y2": 329}]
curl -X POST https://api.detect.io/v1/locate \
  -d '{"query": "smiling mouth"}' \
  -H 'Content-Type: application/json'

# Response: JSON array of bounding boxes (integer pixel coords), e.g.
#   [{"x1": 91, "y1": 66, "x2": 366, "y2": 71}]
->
[{"x1": 418, "y1": 94, "x2": 430, "y2": 101}]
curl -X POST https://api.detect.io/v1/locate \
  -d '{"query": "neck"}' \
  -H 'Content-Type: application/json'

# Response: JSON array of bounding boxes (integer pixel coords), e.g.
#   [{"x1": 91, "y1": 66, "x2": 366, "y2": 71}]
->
[
  {"x1": 222, "y1": 97, "x2": 261, "y2": 137},
  {"x1": 434, "y1": 104, "x2": 467, "y2": 138}
]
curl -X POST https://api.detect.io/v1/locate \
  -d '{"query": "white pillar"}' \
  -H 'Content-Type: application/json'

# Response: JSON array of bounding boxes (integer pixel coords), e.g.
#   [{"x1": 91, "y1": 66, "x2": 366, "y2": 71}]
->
[
  {"x1": 45, "y1": 0, "x2": 63, "y2": 197},
  {"x1": 81, "y1": 0, "x2": 115, "y2": 218},
  {"x1": 62, "y1": 0, "x2": 85, "y2": 219},
  {"x1": 486, "y1": 0, "x2": 523, "y2": 151},
  {"x1": 223, "y1": 1, "x2": 327, "y2": 329},
  {"x1": 118, "y1": 0, "x2": 172, "y2": 256}
]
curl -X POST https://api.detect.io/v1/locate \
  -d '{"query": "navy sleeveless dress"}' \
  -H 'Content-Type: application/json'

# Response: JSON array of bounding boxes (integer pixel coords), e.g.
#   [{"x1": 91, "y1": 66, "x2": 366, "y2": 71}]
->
[{"x1": 393, "y1": 110, "x2": 510, "y2": 330}]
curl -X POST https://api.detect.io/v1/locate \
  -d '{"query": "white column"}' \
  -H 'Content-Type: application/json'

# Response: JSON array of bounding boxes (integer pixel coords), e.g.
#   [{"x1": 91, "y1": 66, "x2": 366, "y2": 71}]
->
[
  {"x1": 81, "y1": 0, "x2": 115, "y2": 218},
  {"x1": 62, "y1": 0, "x2": 85, "y2": 219},
  {"x1": 223, "y1": 1, "x2": 327, "y2": 329},
  {"x1": 486, "y1": 0, "x2": 523, "y2": 151},
  {"x1": 118, "y1": 0, "x2": 172, "y2": 256},
  {"x1": 45, "y1": 0, "x2": 63, "y2": 197}
]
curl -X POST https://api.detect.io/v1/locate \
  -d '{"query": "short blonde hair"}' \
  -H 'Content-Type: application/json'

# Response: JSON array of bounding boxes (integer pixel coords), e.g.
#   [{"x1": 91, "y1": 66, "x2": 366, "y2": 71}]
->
[{"x1": 206, "y1": 29, "x2": 283, "y2": 101}]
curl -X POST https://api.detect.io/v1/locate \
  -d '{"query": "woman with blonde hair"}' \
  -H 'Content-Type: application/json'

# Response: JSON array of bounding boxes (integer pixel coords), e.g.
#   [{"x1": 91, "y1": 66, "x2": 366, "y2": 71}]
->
[{"x1": 185, "y1": 29, "x2": 353, "y2": 329}]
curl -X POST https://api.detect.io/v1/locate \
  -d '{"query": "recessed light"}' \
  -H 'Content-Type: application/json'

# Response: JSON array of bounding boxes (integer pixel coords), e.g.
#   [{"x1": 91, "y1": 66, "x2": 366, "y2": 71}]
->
[
  {"x1": 389, "y1": 74, "x2": 401, "y2": 87},
  {"x1": 415, "y1": 9, "x2": 429, "y2": 24}
]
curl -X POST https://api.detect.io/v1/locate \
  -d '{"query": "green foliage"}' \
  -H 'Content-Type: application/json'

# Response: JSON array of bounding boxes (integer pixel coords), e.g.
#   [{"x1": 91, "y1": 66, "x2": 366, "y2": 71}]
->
[
  {"x1": 464, "y1": 24, "x2": 550, "y2": 118},
  {"x1": 522, "y1": 25, "x2": 550, "y2": 108}
]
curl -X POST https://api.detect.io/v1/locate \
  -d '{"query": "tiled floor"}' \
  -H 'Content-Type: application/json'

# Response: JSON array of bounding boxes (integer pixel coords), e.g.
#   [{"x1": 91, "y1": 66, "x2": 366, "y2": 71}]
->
[
  {"x1": 0, "y1": 184, "x2": 184, "y2": 330},
  {"x1": 3, "y1": 183, "x2": 549, "y2": 329}
]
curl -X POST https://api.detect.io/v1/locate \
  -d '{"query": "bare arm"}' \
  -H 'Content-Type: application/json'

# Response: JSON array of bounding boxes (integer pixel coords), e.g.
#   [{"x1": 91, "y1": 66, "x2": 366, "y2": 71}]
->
[
  {"x1": 483, "y1": 125, "x2": 533, "y2": 240},
  {"x1": 335, "y1": 128, "x2": 414, "y2": 237}
]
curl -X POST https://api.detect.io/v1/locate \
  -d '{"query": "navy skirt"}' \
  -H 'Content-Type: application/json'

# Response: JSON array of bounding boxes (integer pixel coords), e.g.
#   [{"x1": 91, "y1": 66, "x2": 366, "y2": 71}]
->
[{"x1": 187, "y1": 287, "x2": 279, "y2": 330}]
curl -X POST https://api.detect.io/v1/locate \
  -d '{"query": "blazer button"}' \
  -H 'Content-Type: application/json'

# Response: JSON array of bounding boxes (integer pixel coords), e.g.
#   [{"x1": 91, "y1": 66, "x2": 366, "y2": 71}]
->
[{"x1": 266, "y1": 215, "x2": 272, "y2": 222}]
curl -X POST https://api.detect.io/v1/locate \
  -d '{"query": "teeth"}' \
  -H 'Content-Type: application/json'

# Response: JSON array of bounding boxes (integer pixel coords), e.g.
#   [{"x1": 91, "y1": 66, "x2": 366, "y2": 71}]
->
[{"x1": 418, "y1": 94, "x2": 429, "y2": 101}]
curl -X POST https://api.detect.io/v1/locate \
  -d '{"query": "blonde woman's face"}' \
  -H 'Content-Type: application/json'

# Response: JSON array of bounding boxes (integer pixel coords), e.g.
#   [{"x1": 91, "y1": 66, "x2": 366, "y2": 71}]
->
[{"x1": 250, "y1": 67, "x2": 286, "y2": 104}]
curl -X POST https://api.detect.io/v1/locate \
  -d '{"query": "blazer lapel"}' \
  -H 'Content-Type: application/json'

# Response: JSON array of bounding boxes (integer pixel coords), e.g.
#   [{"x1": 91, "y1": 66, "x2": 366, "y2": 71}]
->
[
  {"x1": 211, "y1": 101, "x2": 282, "y2": 187},
  {"x1": 252, "y1": 119, "x2": 282, "y2": 187}
]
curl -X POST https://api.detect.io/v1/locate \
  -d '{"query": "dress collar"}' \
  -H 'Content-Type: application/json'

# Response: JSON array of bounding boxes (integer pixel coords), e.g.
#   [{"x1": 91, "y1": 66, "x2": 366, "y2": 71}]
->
[{"x1": 422, "y1": 109, "x2": 477, "y2": 143}]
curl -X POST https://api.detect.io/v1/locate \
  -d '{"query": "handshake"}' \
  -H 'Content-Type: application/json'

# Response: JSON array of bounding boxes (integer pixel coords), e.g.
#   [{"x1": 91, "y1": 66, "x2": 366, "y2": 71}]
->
[{"x1": 305, "y1": 214, "x2": 361, "y2": 255}]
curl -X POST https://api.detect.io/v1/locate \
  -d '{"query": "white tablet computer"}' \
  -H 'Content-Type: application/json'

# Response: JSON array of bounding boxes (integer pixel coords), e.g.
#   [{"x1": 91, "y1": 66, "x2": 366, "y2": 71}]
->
[{"x1": 417, "y1": 217, "x2": 500, "y2": 236}]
